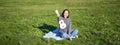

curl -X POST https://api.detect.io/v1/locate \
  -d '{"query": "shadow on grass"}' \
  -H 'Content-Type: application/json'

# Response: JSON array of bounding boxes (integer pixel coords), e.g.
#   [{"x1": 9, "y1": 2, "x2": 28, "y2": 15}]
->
[{"x1": 33, "y1": 23, "x2": 57, "y2": 33}]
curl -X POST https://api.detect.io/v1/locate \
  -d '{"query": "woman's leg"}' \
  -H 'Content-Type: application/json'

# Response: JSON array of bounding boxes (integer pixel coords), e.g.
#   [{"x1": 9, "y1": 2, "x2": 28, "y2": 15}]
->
[
  {"x1": 52, "y1": 28, "x2": 61, "y2": 36},
  {"x1": 53, "y1": 28, "x2": 59, "y2": 33},
  {"x1": 71, "y1": 30, "x2": 78, "y2": 37},
  {"x1": 61, "y1": 33, "x2": 69, "y2": 38}
]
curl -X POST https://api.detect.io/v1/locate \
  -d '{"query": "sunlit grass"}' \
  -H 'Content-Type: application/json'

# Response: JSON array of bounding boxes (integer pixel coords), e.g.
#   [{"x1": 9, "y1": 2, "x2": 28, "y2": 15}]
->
[{"x1": 0, "y1": 0, "x2": 120, "y2": 45}]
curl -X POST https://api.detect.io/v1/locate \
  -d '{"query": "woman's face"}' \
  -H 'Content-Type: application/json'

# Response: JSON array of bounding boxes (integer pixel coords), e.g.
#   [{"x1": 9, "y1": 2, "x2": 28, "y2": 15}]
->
[{"x1": 64, "y1": 11, "x2": 69, "y2": 18}]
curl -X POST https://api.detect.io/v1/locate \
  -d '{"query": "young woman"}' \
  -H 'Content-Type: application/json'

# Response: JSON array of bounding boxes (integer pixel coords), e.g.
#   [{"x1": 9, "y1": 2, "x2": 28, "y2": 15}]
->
[{"x1": 55, "y1": 9, "x2": 78, "y2": 40}]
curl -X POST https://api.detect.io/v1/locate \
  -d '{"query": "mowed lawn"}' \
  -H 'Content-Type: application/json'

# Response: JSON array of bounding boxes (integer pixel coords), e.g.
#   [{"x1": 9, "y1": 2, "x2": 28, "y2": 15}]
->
[{"x1": 0, "y1": 0, "x2": 120, "y2": 45}]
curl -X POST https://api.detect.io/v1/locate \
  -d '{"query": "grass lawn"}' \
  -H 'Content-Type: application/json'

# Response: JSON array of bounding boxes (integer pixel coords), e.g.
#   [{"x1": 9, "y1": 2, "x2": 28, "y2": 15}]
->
[{"x1": 0, "y1": 0, "x2": 120, "y2": 45}]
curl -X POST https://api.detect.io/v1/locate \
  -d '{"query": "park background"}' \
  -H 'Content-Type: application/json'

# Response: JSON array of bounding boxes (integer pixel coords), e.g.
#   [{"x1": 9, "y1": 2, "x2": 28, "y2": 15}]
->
[{"x1": 0, "y1": 0, "x2": 120, "y2": 45}]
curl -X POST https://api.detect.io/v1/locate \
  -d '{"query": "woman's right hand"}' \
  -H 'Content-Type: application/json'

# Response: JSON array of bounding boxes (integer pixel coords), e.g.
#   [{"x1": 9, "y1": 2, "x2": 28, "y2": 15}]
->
[
  {"x1": 55, "y1": 10, "x2": 59, "y2": 14},
  {"x1": 55, "y1": 10, "x2": 60, "y2": 17}
]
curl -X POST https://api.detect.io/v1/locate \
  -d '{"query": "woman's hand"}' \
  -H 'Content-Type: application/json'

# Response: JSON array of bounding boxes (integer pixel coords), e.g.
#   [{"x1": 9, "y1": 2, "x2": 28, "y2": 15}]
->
[
  {"x1": 68, "y1": 34, "x2": 72, "y2": 37},
  {"x1": 68, "y1": 34, "x2": 72, "y2": 40},
  {"x1": 55, "y1": 10, "x2": 60, "y2": 17}
]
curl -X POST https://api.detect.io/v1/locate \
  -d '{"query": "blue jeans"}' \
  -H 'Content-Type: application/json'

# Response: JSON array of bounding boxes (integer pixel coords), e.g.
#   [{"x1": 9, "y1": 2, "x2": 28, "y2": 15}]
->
[
  {"x1": 60, "y1": 30, "x2": 78, "y2": 38},
  {"x1": 53, "y1": 28, "x2": 78, "y2": 38}
]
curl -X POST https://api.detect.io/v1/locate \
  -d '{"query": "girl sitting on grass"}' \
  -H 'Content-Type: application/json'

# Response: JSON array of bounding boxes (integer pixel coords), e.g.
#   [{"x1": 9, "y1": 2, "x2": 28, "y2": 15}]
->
[{"x1": 55, "y1": 9, "x2": 78, "y2": 40}]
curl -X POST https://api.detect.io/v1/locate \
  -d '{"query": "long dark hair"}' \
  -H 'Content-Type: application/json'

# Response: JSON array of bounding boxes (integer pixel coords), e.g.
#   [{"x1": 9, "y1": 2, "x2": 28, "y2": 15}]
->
[{"x1": 61, "y1": 9, "x2": 70, "y2": 18}]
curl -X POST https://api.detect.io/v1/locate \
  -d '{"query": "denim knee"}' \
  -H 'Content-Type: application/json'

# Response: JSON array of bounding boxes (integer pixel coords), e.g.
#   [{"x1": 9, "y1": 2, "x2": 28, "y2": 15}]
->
[
  {"x1": 62, "y1": 33, "x2": 68, "y2": 38},
  {"x1": 71, "y1": 30, "x2": 78, "y2": 36}
]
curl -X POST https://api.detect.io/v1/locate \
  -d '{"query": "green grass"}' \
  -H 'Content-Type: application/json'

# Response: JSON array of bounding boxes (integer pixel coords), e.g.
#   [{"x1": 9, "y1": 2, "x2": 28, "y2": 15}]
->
[{"x1": 0, "y1": 0, "x2": 120, "y2": 45}]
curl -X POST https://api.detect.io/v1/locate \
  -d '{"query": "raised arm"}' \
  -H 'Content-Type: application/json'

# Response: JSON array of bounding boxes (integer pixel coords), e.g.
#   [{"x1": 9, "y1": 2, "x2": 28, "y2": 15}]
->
[{"x1": 55, "y1": 10, "x2": 60, "y2": 17}]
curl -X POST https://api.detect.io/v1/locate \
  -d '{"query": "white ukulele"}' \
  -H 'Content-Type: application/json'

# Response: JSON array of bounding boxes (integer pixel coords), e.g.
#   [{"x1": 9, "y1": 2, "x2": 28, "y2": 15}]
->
[{"x1": 59, "y1": 20, "x2": 66, "y2": 29}]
